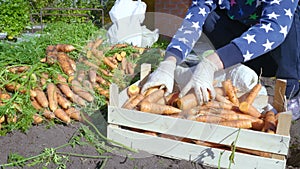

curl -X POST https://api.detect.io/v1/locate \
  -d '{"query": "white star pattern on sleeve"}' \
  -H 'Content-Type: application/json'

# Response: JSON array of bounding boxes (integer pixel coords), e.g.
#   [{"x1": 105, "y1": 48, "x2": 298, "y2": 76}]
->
[
  {"x1": 243, "y1": 34, "x2": 256, "y2": 44},
  {"x1": 178, "y1": 37, "x2": 189, "y2": 44},
  {"x1": 198, "y1": 7, "x2": 207, "y2": 16},
  {"x1": 262, "y1": 39, "x2": 275, "y2": 51},
  {"x1": 184, "y1": 30, "x2": 193, "y2": 34},
  {"x1": 279, "y1": 25, "x2": 288, "y2": 37},
  {"x1": 243, "y1": 50, "x2": 254, "y2": 61},
  {"x1": 191, "y1": 21, "x2": 200, "y2": 31},
  {"x1": 284, "y1": 8, "x2": 293, "y2": 19},
  {"x1": 185, "y1": 12, "x2": 193, "y2": 20},
  {"x1": 270, "y1": 0, "x2": 281, "y2": 5},
  {"x1": 205, "y1": 0, "x2": 213, "y2": 6},
  {"x1": 260, "y1": 23, "x2": 274, "y2": 33},
  {"x1": 173, "y1": 45, "x2": 183, "y2": 52},
  {"x1": 267, "y1": 12, "x2": 280, "y2": 19}
]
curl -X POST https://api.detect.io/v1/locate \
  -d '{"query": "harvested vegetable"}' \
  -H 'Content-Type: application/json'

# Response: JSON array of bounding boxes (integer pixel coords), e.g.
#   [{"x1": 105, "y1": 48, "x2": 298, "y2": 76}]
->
[
  {"x1": 122, "y1": 94, "x2": 144, "y2": 110},
  {"x1": 57, "y1": 52, "x2": 75, "y2": 76},
  {"x1": 34, "y1": 88, "x2": 49, "y2": 108},
  {"x1": 222, "y1": 79, "x2": 240, "y2": 106},
  {"x1": 55, "y1": 44, "x2": 76, "y2": 52},
  {"x1": 47, "y1": 83, "x2": 58, "y2": 112},
  {"x1": 43, "y1": 109, "x2": 56, "y2": 119},
  {"x1": 32, "y1": 114, "x2": 43, "y2": 124},
  {"x1": 54, "y1": 109, "x2": 71, "y2": 124},
  {"x1": 262, "y1": 110, "x2": 276, "y2": 134},
  {"x1": 57, "y1": 92, "x2": 71, "y2": 109},
  {"x1": 71, "y1": 80, "x2": 94, "y2": 102},
  {"x1": 139, "y1": 101, "x2": 182, "y2": 115},
  {"x1": 176, "y1": 92, "x2": 198, "y2": 110},
  {"x1": 127, "y1": 84, "x2": 141, "y2": 97}
]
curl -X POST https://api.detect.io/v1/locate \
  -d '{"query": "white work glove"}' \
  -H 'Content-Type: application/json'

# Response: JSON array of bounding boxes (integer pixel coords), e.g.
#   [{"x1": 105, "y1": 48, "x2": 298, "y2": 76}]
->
[
  {"x1": 179, "y1": 58, "x2": 218, "y2": 104},
  {"x1": 141, "y1": 59, "x2": 176, "y2": 95}
]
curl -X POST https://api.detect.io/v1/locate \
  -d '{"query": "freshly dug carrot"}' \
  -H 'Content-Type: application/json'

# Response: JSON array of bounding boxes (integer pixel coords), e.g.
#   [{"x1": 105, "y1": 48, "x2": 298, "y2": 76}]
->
[
  {"x1": 165, "y1": 92, "x2": 179, "y2": 106},
  {"x1": 82, "y1": 80, "x2": 94, "y2": 91},
  {"x1": 251, "y1": 118, "x2": 264, "y2": 131},
  {"x1": 43, "y1": 109, "x2": 56, "y2": 119},
  {"x1": 143, "y1": 86, "x2": 159, "y2": 96},
  {"x1": 202, "y1": 100, "x2": 237, "y2": 110},
  {"x1": 115, "y1": 53, "x2": 123, "y2": 62},
  {"x1": 0, "y1": 116, "x2": 5, "y2": 124},
  {"x1": 127, "y1": 84, "x2": 141, "y2": 97},
  {"x1": 40, "y1": 73, "x2": 49, "y2": 86},
  {"x1": 96, "y1": 75, "x2": 110, "y2": 86},
  {"x1": 262, "y1": 110, "x2": 276, "y2": 134},
  {"x1": 244, "y1": 83, "x2": 262, "y2": 105},
  {"x1": 79, "y1": 58, "x2": 99, "y2": 69},
  {"x1": 8, "y1": 66, "x2": 30, "y2": 73},
  {"x1": 68, "y1": 57, "x2": 77, "y2": 72},
  {"x1": 71, "y1": 80, "x2": 94, "y2": 102},
  {"x1": 120, "y1": 51, "x2": 127, "y2": 58},
  {"x1": 6, "y1": 114, "x2": 17, "y2": 123},
  {"x1": 176, "y1": 92, "x2": 198, "y2": 110},
  {"x1": 99, "y1": 68, "x2": 113, "y2": 77},
  {"x1": 88, "y1": 69, "x2": 97, "y2": 83},
  {"x1": 91, "y1": 49, "x2": 104, "y2": 60},
  {"x1": 107, "y1": 56, "x2": 118, "y2": 65},
  {"x1": 91, "y1": 38, "x2": 103, "y2": 50},
  {"x1": 122, "y1": 94, "x2": 145, "y2": 109},
  {"x1": 57, "y1": 52, "x2": 75, "y2": 76},
  {"x1": 139, "y1": 101, "x2": 182, "y2": 115},
  {"x1": 46, "y1": 45, "x2": 56, "y2": 52},
  {"x1": 34, "y1": 88, "x2": 49, "y2": 108},
  {"x1": 31, "y1": 97, "x2": 43, "y2": 110},
  {"x1": 47, "y1": 83, "x2": 58, "y2": 112},
  {"x1": 56, "y1": 74, "x2": 74, "y2": 98},
  {"x1": 238, "y1": 102, "x2": 262, "y2": 118},
  {"x1": 55, "y1": 44, "x2": 76, "y2": 52},
  {"x1": 121, "y1": 57, "x2": 127, "y2": 71},
  {"x1": 93, "y1": 83, "x2": 109, "y2": 98},
  {"x1": 214, "y1": 87, "x2": 225, "y2": 96},
  {"x1": 5, "y1": 83, "x2": 22, "y2": 93},
  {"x1": 45, "y1": 51, "x2": 58, "y2": 64},
  {"x1": 54, "y1": 109, "x2": 71, "y2": 124},
  {"x1": 0, "y1": 93, "x2": 11, "y2": 101},
  {"x1": 65, "y1": 107, "x2": 82, "y2": 121},
  {"x1": 126, "y1": 62, "x2": 135, "y2": 75},
  {"x1": 141, "y1": 89, "x2": 164, "y2": 104},
  {"x1": 222, "y1": 79, "x2": 240, "y2": 106},
  {"x1": 71, "y1": 94, "x2": 87, "y2": 107},
  {"x1": 57, "y1": 92, "x2": 71, "y2": 109},
  {"x1": 33, "y1": 114, "x2": 43, "y2": 124},
  {"x1": 219, "y1": 119, "x2": 253, "y2": 129},
  {"x1": 76, "y1": 69, "x2": 86, "y2": 82},
  {"x1": 103, "y1": 57, "x2": 118, "y2": 69},
  {"x1": 215, "y1": 94, "x2": 232, "y2": 105}
]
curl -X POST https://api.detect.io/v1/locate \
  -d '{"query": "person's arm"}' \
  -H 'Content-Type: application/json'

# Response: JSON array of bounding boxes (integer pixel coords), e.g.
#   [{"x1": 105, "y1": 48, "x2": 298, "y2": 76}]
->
[{"x1": 217, "y1": 0, "x2": 299, "y2": 69}]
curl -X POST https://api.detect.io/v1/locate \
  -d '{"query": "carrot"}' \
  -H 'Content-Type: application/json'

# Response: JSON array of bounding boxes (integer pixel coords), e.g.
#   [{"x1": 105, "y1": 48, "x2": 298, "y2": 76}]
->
[
  {"x1": 32, "y1": 114, "x2": 43, "y2": 124},
  {"x1": 34, "y1": 88, "x2": 49, "y2": 108},
  {"x1": 47, "y1": 83, "x2": 58, "y2": 112},
  {"x1": 56, "y1": 74, "x2": 74, "y2": 99},
  {"x1": 0, "y1": 93, "x2": 11, "y2": 101},
  {"x1": 121, "y1": 57, "x2": 127, "y2": 71},
  {"x1": 99, "y1": 68, "x2": 113, "y2": 77},
  {"x1": 126, "y1": 62, "x2": 135, "y2": 75},
  {"x1": 71, "y1": 80, "x2": 94, "y2": 102},
  {"x1": 57, "y1": 52, "x2": 75, "y2": 76},
  {"x1": 88, "y1": 69, "x2": 97, "y2": 83},
  {"x1": 93, "y1": 83, "x2": 109, "y2": 98},
  {"x1": 31, "y1": 97, "x2": 43, "y2": 110},
  {"x1": 176, "y1": 92, "x2": 198, "y2": 110},
  {"x1": 5, "y1": 83, "x2": 22, "y2": 93},
  {"x1": 46, "y1": 45, "x2": 56, "y2": 52},
  {"x1": 91, "y1": 38, "x2": 103, "y2": 50},
  {"x1": 122, "y1": 94, "x2": 145, "y2": 109},
  {"x1": 6, "y1": 114, "x2": 17, "y2": 123},
  {"x1": 54, "y1": 109, "x2": 71, "y2": 124},
  {"x1": 76, "y1": 70, "x2": 86, "y2": 82},
  {"x1": 143, "y1": 86, "x2": 159, "y2": 96},
  {"x1": 262, "y1": 110, "x2": 276, "y2": 134},
  {"x1": 8, "y1": 66, "x2": 30, "y2": 73},
  {"x1": 82, "y1": 80, "x2": 94, "y2": 92},
  {"x1": 45, "y1": 51, "x2": 58, "y2": 64},
  {"x1": 214, "y1": 87, "x2": 225, "y2": 96},
  {"x1": 40, "y1": 72, "x2": 49, "y2": 86},
  {"x1": 244, "y1": 83, "x2": 262, "y2": 105},
  {"x1": 96, "y1": 75, "x2": 110, "y2": 86},
  {"x1": 103, "y1": 57, "x2": 118, "y2": 69},
  {"x1": 222, "y1": 79, "x2": 240, "y2": 106},
  {"x1": 57, "y1": 92, "x2": 71, "y2": 109},
  {"x1": 43, "y1": 109, "x2": 56, "y2": 119},
  {"x1": 79, "y1": 58, "x2": 99, "y2": 69},
  {"x1": 71, "y1": 94, "x2": 87, "y2": 107},
  {"x1": 0, "y1": 116, "x2": 5, "y2": 124},
  {"x1": 65, "y1": 107, "x2": 82, "y2": 121},
  {"x1": 141, "y1": 89, "x2": 164, "y2": 103},
  {"x1": 91, "y1": 49, "x2": 104, "y2": 60},
  {"x1": 202, "y1": 100, "x2": 238, "y2": 111},
  {"x1": 251, "y1": 118, "x2": 264, "y2": 131},
  {"x1": 219, "y1": 119, "x2": 253, "y2": 129},
  {"x1": 215, "y1": 93, "x2": 232, "y2": 105},
  {"x1": 55, "y1": 44, "x2": 76, "y2": 52},
  {"x1": 127, "y1": 84, "x2": 141, "y2": 97},
  {"x1": 165, "y1": 92, "x2": 180, "y2": 106},
  {"x1": 115, "y1": 53, "x2": 123, "y2": 62},
  {"x1": 238, "y1": 102, "x2": 262, "y2": 118},
  {"x1": 68, "y1": 57, "x2": 77, "y2": 72},
  {"x1": 107, "y1": 56, "x2": 118, "y2": 65},
  {"x1": 120, "y1": 51, "x2": 127, "y2": 58},
  {"x1": 139, "y1": 101, "x2": 182, "y2": 115}
]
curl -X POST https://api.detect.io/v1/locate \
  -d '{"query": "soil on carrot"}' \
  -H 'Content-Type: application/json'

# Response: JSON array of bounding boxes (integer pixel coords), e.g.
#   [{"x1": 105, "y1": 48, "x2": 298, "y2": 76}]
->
[{"x1": 0, "y1": 78, "x2": 299, "y2": 169}]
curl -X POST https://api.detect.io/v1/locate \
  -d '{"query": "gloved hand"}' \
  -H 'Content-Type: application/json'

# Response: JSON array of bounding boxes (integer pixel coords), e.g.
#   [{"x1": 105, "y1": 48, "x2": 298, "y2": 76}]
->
[
  {"x1": 179, "y1": 58, "x2": 218, "y2": 104},
  {"x1": 141, "y1": 59, "x2": 176, "y2": 95}
]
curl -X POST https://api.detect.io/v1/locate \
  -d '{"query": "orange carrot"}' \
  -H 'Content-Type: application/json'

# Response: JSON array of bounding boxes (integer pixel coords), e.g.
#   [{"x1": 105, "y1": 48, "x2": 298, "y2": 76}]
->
[
  {"x1": 96, "y1": 75, "x2": 110, "y2": 86},
  {"x1": 99, "y1": 68, "x2": 113, "y2": 77},
  {"x1": 262, "y1": 110, "x2": 276, "y2": 134},
  {"x1": 57, "y1": 92, "x2": 71, "y2": 109},
  {"x1": 47, "y1": 83, "x2": 58, "y2": 112},
  {"x1": 176, "y1": 92, "x2": 198, "y2": 110},
  {"x1": 238, "y1": 102, "x2": 262, "y2": 118},
  {"x1": 88, "y1": 69, "x2": 97, "y2": 84},
  {"x1": 244, "y1": 83, "x2": 262, "y2": 105},
  {"x1": 34, "y1": 88, "x2": 48, "y2": 108},
  {"x1": 54, "y1": 109, "x2": 71, "y2": 124},
  {"x1": 93, "y1": 83, "x2": 109, "y2": 98},
  {"x1": 222, "y1": 79, "x2": 239, "y2": 106},
  {"x1": 251, "y1": 118, "x2": 264, "y2": 131},
  {"x1": 40, "y1": 72, "x2": 49, "y2": 86},
  {"x1": 71, "y1": 80, "x2": 94, "y2": 102},
  {"x1": 121, "y1": 57, "x2": 127, "y2": 71},
  {"x1": 31, "y1": 97, "x2": 43, "y2": 110},
  {"x1": 33, "y1": 114, "x2": 43, "y2": 124},
  {"x1": 165, "y1": 92, "x2": 180, "y2": 106},
  {"x1": 45, "y1": 51, "x2": 58, "y2": 64},
  {"x1": 215, "y1": 93, "x2": 232, "y2": 105},
  {"x1": 0, "y1": 116, "x2": 5, "y2": 124},
  {"x1": 55, "y1": 44, "x2": 76, "y2": 52},
  {"x1": 57, "y1": 52, "x2": 75, "y2": 76},
  {"x1": 46, "y1": 45, "x2": 56, "y2": 52},
  {"x1": 122, "y1": 94, "x2": 145, "y2": 110},
  {"x1": 219, "y1": 119, "x2": 253, "y2": 129},
  {"x1": 8, "y1": 66, "x2": 30, "y2": 73},
  {"x1": 139, "y1": 101, "x2": 182, "y2": 115},
  {"x1": 127, "y1": 84, "x2": 141, "y2": 97},
  {"x1": 91, "y1": 38, "x2": 103, "y2": 50},
  {"x1": 126, "y1": 62, "x2": 135, "y2": 75},
  {"x1": 76, "y1": 69, "x2": 86, "y2": 82},
  {"x1": 43, "y1": 109, "x2": 56, "y2": 119},
  {"x1": 68, "y1": 57, "x2": 76, "y2": 72},
  {"x1": 65, "y1": 107, "x2": 82, "y2": 121},
  {"x1": 143, "y1": 87, "x2": 159, "y2": 96},
  {"x1": 103, "y1": 57, "x2": 118, "y2": 69},
  {"x1": 71, "y1": 94, "x2": 87, "y2": 107},
  {"x1": 82, "y1": 80, "x2": 94, "y2": 91},
  {"x1": 141, "y1": 89, "x2": 164, "y2": 103}
]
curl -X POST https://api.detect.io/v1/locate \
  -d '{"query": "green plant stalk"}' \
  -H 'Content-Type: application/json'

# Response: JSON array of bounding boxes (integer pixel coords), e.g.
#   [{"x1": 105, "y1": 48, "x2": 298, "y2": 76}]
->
[
  {"x1": 56, "y1": 152, "x2": 110, "y2": 159},
  {"x1": 81, "y1": 112, "x2": 138, "y2": 153},
  {"x1": 228, "y1": 128, "x2": 241, "y2": 169}
]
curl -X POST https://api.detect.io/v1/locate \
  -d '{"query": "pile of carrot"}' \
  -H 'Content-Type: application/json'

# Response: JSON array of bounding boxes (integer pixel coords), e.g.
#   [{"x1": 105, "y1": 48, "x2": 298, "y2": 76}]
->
[
  {"x1": 0, "y1": 38, "x2": 145, "y2": 126},
  {"x1": 122, "y1": 79, "x2": 278, "y2": 133}
]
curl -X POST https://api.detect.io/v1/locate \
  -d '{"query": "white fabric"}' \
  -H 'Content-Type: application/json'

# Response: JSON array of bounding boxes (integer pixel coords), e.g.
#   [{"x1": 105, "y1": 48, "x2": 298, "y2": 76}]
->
[
  {"x1": 141, "y1": 60, "x2": 176, "y2": 95},
  {"x1": 179, "y1": 58, "x2": 218, "y2": 104},
  {"x1": 107, "y1": 0, "x2": 159, "y2": 47}
]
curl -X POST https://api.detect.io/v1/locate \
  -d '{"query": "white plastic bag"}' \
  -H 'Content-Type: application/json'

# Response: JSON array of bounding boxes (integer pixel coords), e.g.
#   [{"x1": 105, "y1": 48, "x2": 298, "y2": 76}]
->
[{"x1": 107, "y1": 0, "x2": 159, "y2": 47}]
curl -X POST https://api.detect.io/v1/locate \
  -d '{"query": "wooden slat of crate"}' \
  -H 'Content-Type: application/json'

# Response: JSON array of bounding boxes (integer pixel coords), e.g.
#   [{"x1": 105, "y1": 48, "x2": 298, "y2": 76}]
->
[
  {"x1": 108, "y1": 106, "x2": 290, "y2": 155},
  {"x1": 107, "y1": 125, "x2": 287, "y2": 169}
]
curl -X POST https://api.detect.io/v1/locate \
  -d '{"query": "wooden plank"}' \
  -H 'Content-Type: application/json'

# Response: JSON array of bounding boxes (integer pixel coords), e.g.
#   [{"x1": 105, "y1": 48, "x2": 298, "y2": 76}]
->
[
  {"x1": 109, "y1": 83, "x2": 119, "y2": 107},
  {"x1": 272, "y1": 111, "x2": 292, "y2": 160},
  {"x1": 108, "y1": 106, "x2": 290, "y2": 155},
  {"x1": 273, "y1": 79, "x2": 287, "y2": 112},
  {"x1": 107, "y1": 125, "x2": 287, "y2": 169}
]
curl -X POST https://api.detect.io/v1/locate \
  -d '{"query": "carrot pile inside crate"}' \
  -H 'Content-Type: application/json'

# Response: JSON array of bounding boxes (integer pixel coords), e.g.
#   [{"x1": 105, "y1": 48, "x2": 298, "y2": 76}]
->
[
  {"x1": 0, "y1": 38, "x2": 144, "y2": 126},
  {"x1": 121, "y1": 79, "x2": 279, "y2": 158}
]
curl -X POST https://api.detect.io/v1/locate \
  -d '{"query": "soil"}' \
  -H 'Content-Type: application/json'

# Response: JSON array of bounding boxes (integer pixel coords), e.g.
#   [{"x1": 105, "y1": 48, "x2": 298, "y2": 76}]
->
[{"x1": 0, "y1": 78, "x2": 299, "y2": 169}]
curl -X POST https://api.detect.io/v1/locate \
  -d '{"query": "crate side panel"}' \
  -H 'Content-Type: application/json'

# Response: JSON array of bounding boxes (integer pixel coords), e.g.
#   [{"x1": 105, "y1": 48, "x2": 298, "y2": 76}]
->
[
  {"x1": 107, "y1": 125, "x2": 286, "y2": 169},
  {"x1": 108, "y1": 106, "x2": 290, "y2": 155}
]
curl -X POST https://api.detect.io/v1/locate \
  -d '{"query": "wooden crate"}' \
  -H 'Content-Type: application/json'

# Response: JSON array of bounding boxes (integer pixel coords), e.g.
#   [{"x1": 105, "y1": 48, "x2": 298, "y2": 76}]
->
[{"x1": 107, "y1": 64, "x2": 292, "y2": 169}]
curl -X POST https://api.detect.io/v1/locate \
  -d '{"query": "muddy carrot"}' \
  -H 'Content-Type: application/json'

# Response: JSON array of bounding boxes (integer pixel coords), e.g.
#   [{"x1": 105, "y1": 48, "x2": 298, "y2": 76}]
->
[
  {"x1": 262, "y1": 110, "x2": 276, "y2": 134},
  {"x1": 88, "y1": 69, "x2": 97, "y2": 83},
  {"x1": 0, "y1": 116, "x2": 5, "y2": 124},
  {"x1": 82, "y1": 80, "x2": 94, "y2": 91},
  {"x1": 34, "y1": 88, "x2": 48, "y2": 108},
  {"x1": 127, "y1": 84, "x2": 141, "y2": 97},
  {"x1": 76, "y1": 69, "x2": 86, "y2": 82},
  {"x1": 91, "y1": 38, "x2": 103, "y2": 50},
  {"x1": 71, "y1": 80, "x2": 94, "y2": 102},
  {"x1": 65, "y1": 107, "x2": 82, "y2": 121},
  {"x1": 222, "y1": 79, "x2": 239, "y2": 106},
  {"x1": 43, "y1": 109, "x2": 56, "y2": 119},
  {"x1": 96, "y1": 75, "x2": 110, "y2": 86},
  {"x1": 141, "y1": 89, "x2": 164, "y2": 103},
  {"x1": 31, "y1": 97, "x2": 43, "y2": 110},
  {"x1": 47, "y1": 83, "x2": 58, "y2": 112},
  {"x1": 57, "y1": 52, "x2": 75, "y2": 76},
  {"x1": 71, "y1": 94, "x2": 86, "y2": 107},
  {"x1": 93, "y1": 83, "x2": 109, "y2": 98},
  {"x1": 139, "y1": 101, "x2": 182, "y2": 115},
  {"x1": 176, "y1": 92, "x2": 198, "y2": 110},
  {"x1": 103, "y1": 57, "x2": 118, "y2": 69},
  {"x1": 55, "y1": 44, "x2": 76, "y2": 52},
  {"x1": 54, "y1": 109, "x2": 71, "y2": 124},
  {"x1": 57, "y1": 92, "x2": 71, "y2": 109},
  {"x1": 33, "y1": 114, "x2": 43, "y2": 124},
  {"x1": 122, "y1": 94, "x2": 145, "y2": 110},
  {"x1": 56, "y1": 74, "x2": 74, "y2": 99}
]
